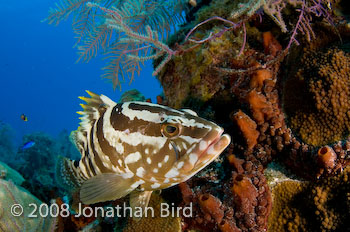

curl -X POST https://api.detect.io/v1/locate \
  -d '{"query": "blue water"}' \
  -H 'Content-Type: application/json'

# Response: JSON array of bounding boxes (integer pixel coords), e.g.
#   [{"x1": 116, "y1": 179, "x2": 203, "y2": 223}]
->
[{"x1": 0, "y1": 0, "x2": 163, "y2": 145}]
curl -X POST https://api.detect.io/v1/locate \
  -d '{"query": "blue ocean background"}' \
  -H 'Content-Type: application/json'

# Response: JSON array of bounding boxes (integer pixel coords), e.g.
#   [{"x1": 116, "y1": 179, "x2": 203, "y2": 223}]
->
[{"x1": 0, "y1": 0, "x2": 163, "y2": 146}]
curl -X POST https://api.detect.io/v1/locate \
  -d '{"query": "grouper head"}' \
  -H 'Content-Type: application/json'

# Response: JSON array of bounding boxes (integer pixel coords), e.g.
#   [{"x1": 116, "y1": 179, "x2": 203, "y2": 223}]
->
[{"x1": 106, "y1": 101, "x2": 231, "y2": 187}]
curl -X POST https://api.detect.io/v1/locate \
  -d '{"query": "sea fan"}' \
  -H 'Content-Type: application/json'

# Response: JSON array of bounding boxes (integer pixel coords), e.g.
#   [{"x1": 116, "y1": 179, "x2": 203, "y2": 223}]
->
[{"x1": 45, "y1": 0, "x2": 188, "y2": 89}]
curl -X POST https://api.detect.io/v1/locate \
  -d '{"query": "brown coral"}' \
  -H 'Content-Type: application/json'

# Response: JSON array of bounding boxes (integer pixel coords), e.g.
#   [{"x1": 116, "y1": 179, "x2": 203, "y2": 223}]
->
[
  {"x1": 230, "y1": 61, "x2": 290, "y2": 166},
  {"x1": 267, "y1": 179, "x2": 308, "y2": 232},
  {"x1": 123, "y1": 194, "x2": 181, "y2": 232},
  {"x1": 55, "y1": 194, "x2": 98, "y2": 232},
  {"x1": 284, "y1": 46, "x2": 350, "y2": 146},
  {"x1": 227, "y1": 155, "x2": 272, "y2": 231},
  {"x1": 268, "y1": 166, "x2": 350, "y2": 231},
  {"x1": 218, "y1": 219, "x2": 241, "y2": 232},
  {"x1": 155, "y1": 7, "x2": 350, "y2": 232}
]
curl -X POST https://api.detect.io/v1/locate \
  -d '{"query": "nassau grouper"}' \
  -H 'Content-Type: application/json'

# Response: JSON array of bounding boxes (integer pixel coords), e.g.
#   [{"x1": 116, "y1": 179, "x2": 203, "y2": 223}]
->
[{"x1": 57, "y1": 91, "x2": 231, "y2": 214}]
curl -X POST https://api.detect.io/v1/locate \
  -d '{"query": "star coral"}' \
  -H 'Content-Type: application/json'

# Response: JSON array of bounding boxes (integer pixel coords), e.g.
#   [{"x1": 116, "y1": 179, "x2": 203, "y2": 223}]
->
[
  {"x1": 123, "y1": 193, "x2": 181, "y2": 232},
  {"x1": 268, "y1": 166, "x2": 350, "y2": 231},
  {"x1": 268, "y1": 179, "x2": 309, "y2": 232},
  {"x1": 285, "y1": 45, "x2": 350, "y2": 146}
]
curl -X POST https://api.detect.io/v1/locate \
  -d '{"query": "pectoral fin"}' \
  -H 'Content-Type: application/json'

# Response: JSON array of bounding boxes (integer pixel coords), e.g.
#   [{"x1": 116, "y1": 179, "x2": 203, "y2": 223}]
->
[
  {"x1": 80, "y1": 173, "x2": 136, "y2": 204},
  {"x1": 129, "y1": 190, "x2": 153, "y2": 220}
]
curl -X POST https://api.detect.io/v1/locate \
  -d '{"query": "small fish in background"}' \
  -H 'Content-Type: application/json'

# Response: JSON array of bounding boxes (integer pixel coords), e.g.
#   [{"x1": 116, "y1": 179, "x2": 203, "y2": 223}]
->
[
  {"x1": 57, "y1": 91, "x2": 231, "y2": 218},
  {"x1": 20, "y1": 113, "x2": 28, "y2": 121},
  {"x1": 21, "y1": 141, "x2": 35, "y2": 151}
]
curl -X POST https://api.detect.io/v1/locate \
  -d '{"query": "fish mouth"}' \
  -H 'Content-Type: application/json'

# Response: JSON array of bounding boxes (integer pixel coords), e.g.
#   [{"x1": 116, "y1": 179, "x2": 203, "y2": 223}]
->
[
  {"x1": 200, "y1": 131, "x2": 223, "y2": 156},
  {"x1": 180, "y1": 126, "x2": 230, "y2": 177},
  {"x1": 193, "y1": 127, "x2": 231, "y2": 170}
]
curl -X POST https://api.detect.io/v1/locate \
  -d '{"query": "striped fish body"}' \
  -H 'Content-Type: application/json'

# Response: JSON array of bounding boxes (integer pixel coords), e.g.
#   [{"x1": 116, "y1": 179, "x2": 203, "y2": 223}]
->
[{"x1": 57, "y1": 91, "x2": 230, "y2": 213}]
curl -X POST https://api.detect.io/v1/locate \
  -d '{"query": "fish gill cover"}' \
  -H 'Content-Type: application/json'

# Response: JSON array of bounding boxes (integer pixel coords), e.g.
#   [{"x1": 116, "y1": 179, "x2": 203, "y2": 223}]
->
[{"x1": 1, "y1": 0, "x2": 350, "y2": 232}]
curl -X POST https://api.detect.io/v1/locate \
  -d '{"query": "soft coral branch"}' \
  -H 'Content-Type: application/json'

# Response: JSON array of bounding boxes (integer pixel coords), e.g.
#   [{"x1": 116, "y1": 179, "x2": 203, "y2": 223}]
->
[
  {"x1": 287, "y1": 0, "x2": 332, "y2": 49},
  {"x1": 87, "y1": 2, "x2": 178, "y2": 76},
  {"x1": 45, "y1": 0, "x2": 188, "y2": 89}
]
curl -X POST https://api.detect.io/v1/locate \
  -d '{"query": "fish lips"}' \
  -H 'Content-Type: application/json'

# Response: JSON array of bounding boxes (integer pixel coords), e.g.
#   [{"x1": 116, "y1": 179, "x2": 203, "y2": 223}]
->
[
  {"x1": 183, "y1": 127, "x2": 231, "y2": 174},
  {"x1": 197, "y1": 129, "x2": 231, "y2": 164}
]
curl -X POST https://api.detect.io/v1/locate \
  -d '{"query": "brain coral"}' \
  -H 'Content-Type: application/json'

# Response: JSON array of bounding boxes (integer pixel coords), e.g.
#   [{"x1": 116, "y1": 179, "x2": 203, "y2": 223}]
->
[
  {"x1": 0, "y1": 179, "x2": 57, "y2": 231},
  {"x1": 284, "y1": 45, "x2": 350, "y2": 146},
  {"x1": 0, "y1": 161, "x2": 25, "y2": 186}
]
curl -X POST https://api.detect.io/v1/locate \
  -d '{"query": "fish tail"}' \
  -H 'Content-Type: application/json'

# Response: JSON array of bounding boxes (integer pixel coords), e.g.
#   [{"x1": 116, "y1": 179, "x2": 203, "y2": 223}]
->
[{"x1": 56, "y1": 156, "x2": 87, "y2": 191}]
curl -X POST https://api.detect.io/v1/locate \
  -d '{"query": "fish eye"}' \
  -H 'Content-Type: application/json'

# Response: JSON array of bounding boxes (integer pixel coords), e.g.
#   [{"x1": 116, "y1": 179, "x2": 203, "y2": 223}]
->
[{"x1": 161, "y1": 123, "x2": 179, "y2": 137}]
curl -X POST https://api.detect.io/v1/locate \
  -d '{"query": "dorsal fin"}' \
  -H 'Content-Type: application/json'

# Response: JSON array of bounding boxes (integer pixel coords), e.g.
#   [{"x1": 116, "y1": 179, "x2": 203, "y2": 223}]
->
[
  {"x1": 71, "y1": 91, "x2": 117, "y2": 157},
  {"x1": 77, "y1": 91, "x2": 116, "y2": 130}
]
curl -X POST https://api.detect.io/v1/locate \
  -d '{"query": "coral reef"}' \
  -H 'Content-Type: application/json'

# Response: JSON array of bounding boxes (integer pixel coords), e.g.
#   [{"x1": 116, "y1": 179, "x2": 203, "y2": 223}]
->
[
  {"x1": 178, "y1": 153, "x2": 272, "y2": 232},
  {"x1": 0, "y1": 179, "x2": 57, "y2": 231},
  {"x1": 154, "y1": 3, "x2": 350, "y2": 232},
  {"x1": 41, "y1": 0, "x2": 350, "y2": 231},
  {"x1": 280, "y1": 24, "x2": 350, "y2": 178},
  {"x1": 268, "y1": 166, "x2": 350, "y2": 231},
  {"x1": 14, "y1": 132, "x2": 59, "y2": 203},
  {"x1": 6, "y1": 131, "x2": 79, "y2": 203},
  {"x1": 284, "y1": 45, "x2": 350, "y2": 146},
  {"x1": 0, "y1": 122, "x2": 16, "y2": 166},
  {"x1": 0, "y1": 161, "x2": 25, "y2": 186},
  {"x1": 123, "y1": 194, "x2": 182, "y2": 232}
]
